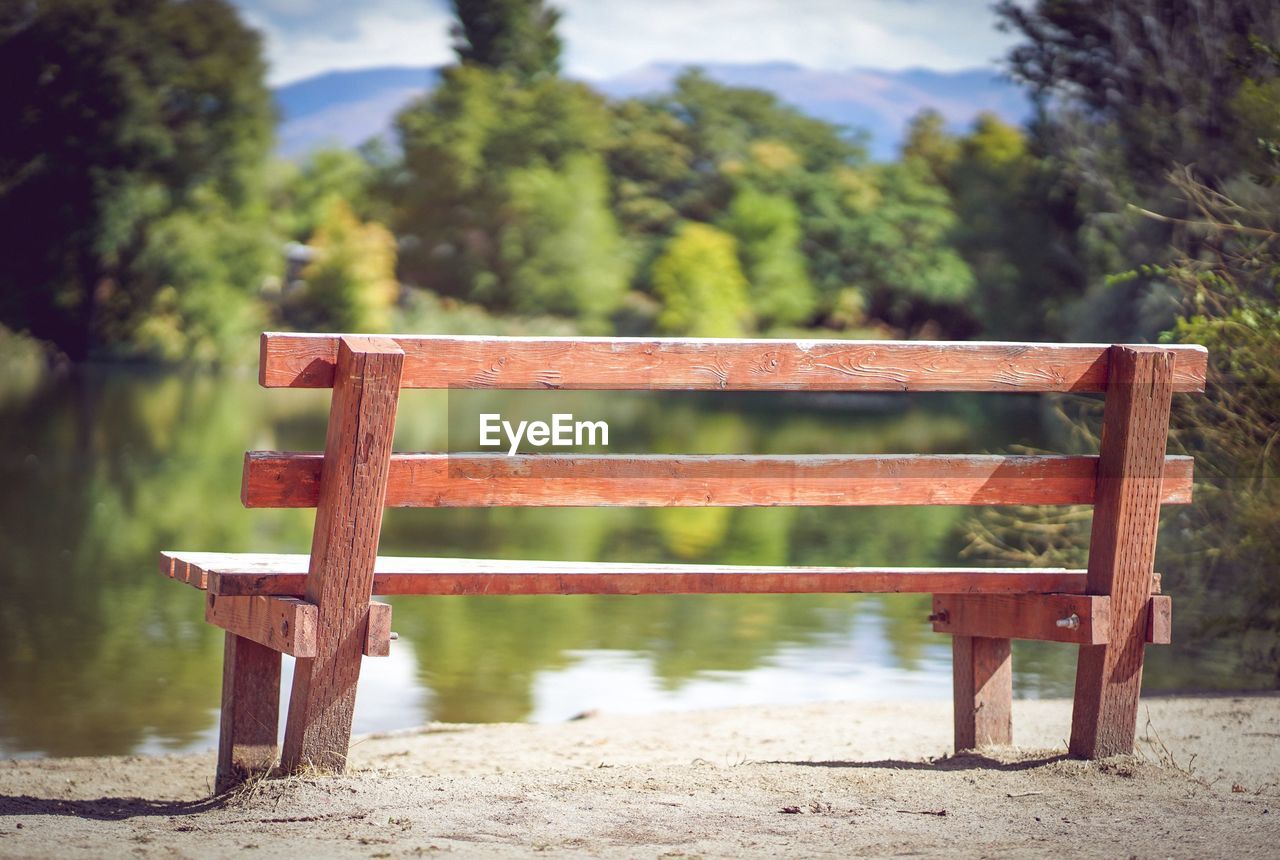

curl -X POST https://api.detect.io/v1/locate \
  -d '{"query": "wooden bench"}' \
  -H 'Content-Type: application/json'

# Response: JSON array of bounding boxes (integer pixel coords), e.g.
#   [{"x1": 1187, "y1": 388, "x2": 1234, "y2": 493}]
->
[{"x1": 162, "y1": 333, "x2": 1207, "y2": 792}]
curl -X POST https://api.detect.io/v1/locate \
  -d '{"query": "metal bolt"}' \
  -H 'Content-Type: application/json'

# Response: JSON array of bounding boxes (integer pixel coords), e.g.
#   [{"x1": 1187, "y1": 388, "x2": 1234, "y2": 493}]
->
[
  {"x1": 1055, "y1": 614, "x2": 1080, "y2": 630},
  {"x1": 927, "y1": 611, "x2": 949, "y2": 623}
]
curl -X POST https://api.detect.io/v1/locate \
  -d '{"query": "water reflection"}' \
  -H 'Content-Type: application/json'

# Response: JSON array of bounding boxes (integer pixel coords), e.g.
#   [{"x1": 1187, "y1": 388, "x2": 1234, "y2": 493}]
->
[{"x1": 0, "y1": 369, "x2": 1249, "y2": 758}]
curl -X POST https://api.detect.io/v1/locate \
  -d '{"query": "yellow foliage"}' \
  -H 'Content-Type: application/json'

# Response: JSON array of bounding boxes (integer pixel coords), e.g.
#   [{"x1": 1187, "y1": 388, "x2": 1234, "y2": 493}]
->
[
  {"x1": 302, "y1": 200, "x2": 399, "y2": 331},
  {"x1": 749, "y1": 139, "x2": 802, "y2": 173},
  {"x1": 833, "y1": 166, "x2": 881, "y2": 213}
]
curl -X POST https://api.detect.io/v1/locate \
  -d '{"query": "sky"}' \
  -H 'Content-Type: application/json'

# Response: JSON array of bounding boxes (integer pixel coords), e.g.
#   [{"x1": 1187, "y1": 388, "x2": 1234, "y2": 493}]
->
[{"x1": 231, "y1": 0, "x2": 1018, "y2": 86}]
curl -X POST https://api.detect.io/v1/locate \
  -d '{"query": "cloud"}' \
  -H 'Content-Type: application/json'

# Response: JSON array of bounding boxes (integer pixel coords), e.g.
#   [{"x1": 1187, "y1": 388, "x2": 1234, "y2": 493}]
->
[
  {"x1": 238, "y1": 2, "x2": 454, "y2": 84},
  {"x1": 232, "y1": 0, "x2": 1015, "y2": 85},
  {"x1": 559, "y1": 0, "x2": 1012, "y2": 78}
]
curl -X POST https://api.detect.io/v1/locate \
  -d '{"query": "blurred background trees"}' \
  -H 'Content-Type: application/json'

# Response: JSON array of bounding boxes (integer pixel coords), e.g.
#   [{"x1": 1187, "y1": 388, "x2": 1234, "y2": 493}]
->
[
  {"x1": 0, "y1": 0, "x2": 275, "y2": 361},
  {"x1": 1, "y1": 0, "x2": 1275, "y2": 358}
]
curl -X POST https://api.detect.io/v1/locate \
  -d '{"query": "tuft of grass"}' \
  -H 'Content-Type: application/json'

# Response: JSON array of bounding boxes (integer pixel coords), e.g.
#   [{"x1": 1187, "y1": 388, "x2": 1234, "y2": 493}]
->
[{"x1": 1137, "y1": 708, "x2": 1219, "y2": 791}]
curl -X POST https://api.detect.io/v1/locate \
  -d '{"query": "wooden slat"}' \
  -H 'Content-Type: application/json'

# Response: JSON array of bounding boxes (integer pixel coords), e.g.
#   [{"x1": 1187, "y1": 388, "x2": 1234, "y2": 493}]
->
[
  {"x1": 952, "y1": 636, "x2": 1012, "y2": 750},
  {"x1": 161, "y1": 551, "x2": 1094, "y2": 596},
  {"x1": 163, "y1": 551, "x2": 1161, "y2": 596},
  {"x1": 206, "y1": 594, "x2": 318, "y2": 657},
  {"x1": 1071, "y1": 346, "x2": 1175, "y2": 758},
  {"x1": 932, "y1": 594, "x2": 1112, "y2": 645},
  {"x1": 216, "y1": 633, "x2": 282, "y2": 793},
  {"x1": 934, "y1": 594, "x2": 1171, "y2": 645},
  {"x1": 259, "y1": 333, "x2": 1208, "y2": 392},
  {"x1": 282, "y1": 336, "x2": 404, "y2": 774},
  {"x1": 242, "y1": 452, "x2": 1195, "y2": 509}
]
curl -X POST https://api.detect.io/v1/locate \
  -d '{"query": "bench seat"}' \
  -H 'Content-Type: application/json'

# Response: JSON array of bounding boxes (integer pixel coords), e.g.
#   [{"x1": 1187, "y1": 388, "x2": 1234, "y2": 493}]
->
[{"x1": 160, "y1": 550, "x2": 1113, "y2": 597}]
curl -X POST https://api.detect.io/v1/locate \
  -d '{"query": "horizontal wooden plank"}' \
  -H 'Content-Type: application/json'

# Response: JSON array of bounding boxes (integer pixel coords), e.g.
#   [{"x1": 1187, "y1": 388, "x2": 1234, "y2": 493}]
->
[
  {"x1": 259, "y1": 333, "x2": 1208, "y2": 393},
  {"x1": 206, "y1": 594, "x2": 318, "y2": 657},
  {"x1": 161, "y1": 551, "x2": 1090, "y2": 596},
  {"x1": 161, "y1": 552, "x2": 1162, "y2": 596},
  {"x1": 931, "y1": 594, "x2": 1172, "y2": 645},
  {"x1": 242, "y1": 452, "x2": 1194, "y2": 509},
  {"x1": 932, "y1": 593, "x2": 1112, "y2": 644},
  {"x1": 202, "y1": 592, "x2": 391, "y2": 657}
]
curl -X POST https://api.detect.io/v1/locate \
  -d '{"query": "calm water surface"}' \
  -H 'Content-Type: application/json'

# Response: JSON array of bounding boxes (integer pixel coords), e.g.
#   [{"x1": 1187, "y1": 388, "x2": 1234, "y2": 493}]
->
[{"x1": 0, "y1": 367, "x2": 1260, "y2": 757}]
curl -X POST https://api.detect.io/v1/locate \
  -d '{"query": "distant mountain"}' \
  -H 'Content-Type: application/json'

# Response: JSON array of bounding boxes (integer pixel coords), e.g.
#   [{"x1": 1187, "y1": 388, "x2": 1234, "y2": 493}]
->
[
  {"x1": 273, "y1": 62, "x2": 1029, "y2": 160},
  {"x1": 275, "y1": 66, "x2": 441, "y2": 156}
]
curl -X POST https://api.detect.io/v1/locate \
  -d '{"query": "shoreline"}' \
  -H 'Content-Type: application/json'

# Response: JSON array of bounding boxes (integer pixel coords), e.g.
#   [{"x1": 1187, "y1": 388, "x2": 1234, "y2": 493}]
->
[{"x1": 2, "y1": 695, "x2": 1278, "y2": 857}]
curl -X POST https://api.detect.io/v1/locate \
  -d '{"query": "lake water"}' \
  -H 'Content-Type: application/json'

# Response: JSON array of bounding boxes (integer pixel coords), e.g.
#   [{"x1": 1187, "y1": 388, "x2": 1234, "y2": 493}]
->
[{"x1": 0, "y1": 367, "x2": 1264, "y2": 758}]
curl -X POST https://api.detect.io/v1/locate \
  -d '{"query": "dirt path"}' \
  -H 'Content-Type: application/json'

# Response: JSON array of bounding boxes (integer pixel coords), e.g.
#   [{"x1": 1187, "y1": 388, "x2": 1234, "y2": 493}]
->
[{"x1": 2, "y1": 695, "x2": 1277, "y2": 858}]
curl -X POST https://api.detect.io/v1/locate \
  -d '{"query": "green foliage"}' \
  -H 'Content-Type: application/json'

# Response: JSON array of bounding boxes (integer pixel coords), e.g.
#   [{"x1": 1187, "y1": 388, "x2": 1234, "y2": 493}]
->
[
  {"x1": 451, "y1": 0, "x2": 562, "y2": 82},
  {"x1": 501, "y1": 154, "x2": 630, "y2": 324},
  {"x1": 910, "y1": 112, "x2": 1085, "y2": 338},
  {"x1": 269, "y1": 147, "x2": 385, "y2": 242},
  {"x1": 720, "y1": 187, "x2": 815, "y2": 328},
  {"x1": 605, "y1": 70, "x2": 981, "y2": 336},
  {"x1": 651, "y1": 222, "x2": 752, "y2": 337},
  {"x1": 815, "y1": 161, "x2": 976, "y2": 332},
  {"x1": 996, "y1": 1, "x2": 1280, "y2": 341},
  {"x1": 393, "y1": 65, "x2": 623, "y2": 321},
  {"x1": 0, "y1": 0, "x2": 275, "y2": 360},
  {"x1": 997, "y1": 0, "x2": 1280, "y2": 185},
  {"x1": 606, "y1": 70, "x2": 862, "y2": 220},
  {"x1": 288, "y1": 200, "x2": 398, "y2": 332},
  {"x1": 130, "y1": 185, "x2": 274, "y2": 362},
  {"x1": 395, "y1": 289, "x2": 579, "y2": 337},
  {"x1": 901, "y1": 109, "x2": 961, "y2": 185},
  {"x1": 1160, "y1": 175, "x2": 1280, "y2": 678}
]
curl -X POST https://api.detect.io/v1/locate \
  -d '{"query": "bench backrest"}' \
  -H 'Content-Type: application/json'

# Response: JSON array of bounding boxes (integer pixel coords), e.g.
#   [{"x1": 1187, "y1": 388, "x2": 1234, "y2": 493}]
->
[{"x1": 242, "y1": 334, "x2": 1206, "y2": 515}]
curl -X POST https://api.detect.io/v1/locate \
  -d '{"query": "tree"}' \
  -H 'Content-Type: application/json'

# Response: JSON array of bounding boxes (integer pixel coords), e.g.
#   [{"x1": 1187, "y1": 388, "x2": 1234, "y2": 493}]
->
[
  {"x1": 605, "y1": 71, "x2": 866, "y2": 325},
  {"x1": 651, "y1": 223, "x2": 751, "y2": 337},
  {"x1": 607, "y1": 71, "x2": 864, "y2": 236},
  {"x1": 799, "y1": 160, "x2": 976, "y2": 336},
  {"x1": 451, "y1": 0, "x2": 562, "y2": 82},
  {"x1": 995, "y1": 0, "x2": 1280, "y2": 341},
  {"x1": 500, "y1": 154, "x2": 630, "y2": 323},
  {"x1": 1160, "y1": 173, "x2": 1280, "y2": 679},
  {"x1": 288, "y1": 201, "x2": 399, "y2": 333},
  {"x1": 0, "y1": 0, "x2": 274, "y2": 360},
  {"x1": 269, "y1": 147, "x2": 385, "y2": 243},
  {"x1": 997, "y1": 0, "x2": 1280, "y2": 186},
  {"x1": 901, "y1": 109, "x2": 960, "y2": 186},
  {"x1": 907, "y1": 112, "x2": 1085, "y2": 339},
  {"x1": 393, "y1": 62, "x2": 621, "y2": 319},
  {"x1": 720, "y1": 187, "x2": 815, "y2": 328}
]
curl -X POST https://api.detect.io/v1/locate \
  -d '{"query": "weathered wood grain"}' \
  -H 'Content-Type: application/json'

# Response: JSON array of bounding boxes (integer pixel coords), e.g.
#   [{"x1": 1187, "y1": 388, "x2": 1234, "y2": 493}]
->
[
  {"x1": 258, "y1": 334, "x2": 1208, "y2": 392},
  {"x1": 161, "y1": 550, "x2": 1165, "y2": 596},
  {"x1": 932, "y1": 593, "x2": 1112, "y2": 645},
  {"x1": 162, "y1": 550, "x2": 1095, "y2": 596},
  {"x1": 952, "y1": 636, "x2": 1012, "y2": 750},
  {"x1": 215, "y1": 633, "x2": 281, "y2": 793},
  {"x1": 366, "y1": 601, "x2": 393, "y2": 658},
  {"x1": 1147, "y1": 594, "x2": 1172, "y2": 645},
  {"x1": 1070, "y1": 346, "x2": 1175, "y2": 758},
  {"x1": 205, "y1": 594, "x2": 318, "y2": 657},
  {"x1": 282, "y1": 336, "x2": 404, "y2": 774},
  {"x1": 241, "y1": 452, "x2": 1195, "y2": 509}
]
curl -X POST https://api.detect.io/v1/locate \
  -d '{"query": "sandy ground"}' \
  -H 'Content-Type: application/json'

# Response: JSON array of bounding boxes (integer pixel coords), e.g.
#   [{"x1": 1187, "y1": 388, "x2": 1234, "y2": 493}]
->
[{"x1": 1, "y1": 695, "x2": 1278, "y2": 858}]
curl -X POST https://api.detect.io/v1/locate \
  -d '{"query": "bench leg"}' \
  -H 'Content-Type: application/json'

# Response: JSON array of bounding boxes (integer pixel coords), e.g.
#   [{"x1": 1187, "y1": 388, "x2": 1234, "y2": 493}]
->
[
  {"x1": 280, "y1": 337, "x2": 404, "y2": 773},
  {"x1": 952, "y1": 635, "x2": 1012, "y2": 751},
  {"x1": 1069, "y1": 346, "x2": 1174, "y2": 758},
  {"x1": 215, "y1": 632, "x2": 281, "y2": 793}
]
